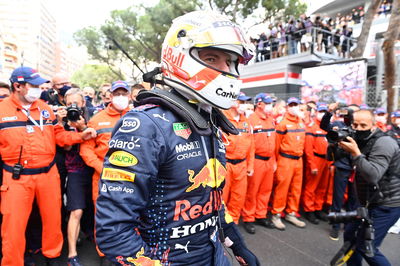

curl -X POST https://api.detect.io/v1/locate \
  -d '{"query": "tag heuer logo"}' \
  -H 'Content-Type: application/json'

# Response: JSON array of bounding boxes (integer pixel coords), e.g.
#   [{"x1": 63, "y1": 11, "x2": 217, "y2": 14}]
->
[{"x1": 173, "y1": 122, "x2": 192, "y2": 139}]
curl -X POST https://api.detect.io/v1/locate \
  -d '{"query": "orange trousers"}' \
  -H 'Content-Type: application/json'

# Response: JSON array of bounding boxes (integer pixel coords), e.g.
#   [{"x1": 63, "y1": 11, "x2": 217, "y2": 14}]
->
[
  {"x1": 302, "y1": 157, "x2": 330, "y2": 212},
  {"x1": 324, "y1": 164, "x2": 335, "y2": 207},
  {"x1": 1, "y1": 166, "x2": 62, "y2": 266},
  {"x1": 242, "y1": 157, "x2": 275, "y2": 222},
  {"x1": 271, "y1": 155, "x2": 303, "y2": 214},
  {"x1": 92, "y1": 171, "x2": 101, "y2": 203},
  {"x1": 223, "y1": 161, "x2": 247, "y2": 224}
]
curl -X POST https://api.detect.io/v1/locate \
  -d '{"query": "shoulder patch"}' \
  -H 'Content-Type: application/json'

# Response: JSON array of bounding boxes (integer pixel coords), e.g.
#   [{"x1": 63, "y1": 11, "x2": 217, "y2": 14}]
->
[{"x1": 132, "y1": 104, "x2": 159, "y2": 112}]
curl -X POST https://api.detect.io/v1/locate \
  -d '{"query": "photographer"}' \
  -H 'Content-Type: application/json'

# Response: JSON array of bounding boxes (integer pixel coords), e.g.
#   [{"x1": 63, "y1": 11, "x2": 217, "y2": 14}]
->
[
  {"x1": 63, "y1": 88, "x2": 95, "y2": 266},
  {"x1": 338, "y1": 110, "x2": 400, "y2": 265},
  {"x1": 321, "y1": 103, "x2": 359, "y2": 240}
]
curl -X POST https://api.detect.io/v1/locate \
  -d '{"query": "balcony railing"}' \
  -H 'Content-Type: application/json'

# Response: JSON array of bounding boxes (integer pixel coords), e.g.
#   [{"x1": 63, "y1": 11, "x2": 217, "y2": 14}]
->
[{"x1": 254, "y1": 26, "x2": 357, "y2": 63}]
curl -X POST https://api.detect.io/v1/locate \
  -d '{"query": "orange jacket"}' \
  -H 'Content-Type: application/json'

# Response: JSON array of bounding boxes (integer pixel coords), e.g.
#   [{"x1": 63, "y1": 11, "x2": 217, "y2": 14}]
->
[
  {"x1": 305, "y1": 119, "x2": 328, "y2": 171},
  {"x1": 248, "y1": 109, "x2": 276, "y2": 158},
  {"x1": 80, "y1": 104, "x2": 129, "y2": 174},
  {"x1": 275, "y1": 113, "x2": 306, "y2": 158},
  {"x1": 223, "y1": 110, "x2": 255, "y2": 171},
  {"x1": 0, "y1": 94, "x2": 83, "y2": 168},
  {"x1": 376, "y1": 121, "x2": 388, "y2": 132}
]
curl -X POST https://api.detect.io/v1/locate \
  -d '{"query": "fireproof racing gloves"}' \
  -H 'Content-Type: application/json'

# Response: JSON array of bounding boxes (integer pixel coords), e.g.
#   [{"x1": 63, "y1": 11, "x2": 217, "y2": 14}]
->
[{"x1": 223, "y1": 223, "x2": 261, "y2": 266}]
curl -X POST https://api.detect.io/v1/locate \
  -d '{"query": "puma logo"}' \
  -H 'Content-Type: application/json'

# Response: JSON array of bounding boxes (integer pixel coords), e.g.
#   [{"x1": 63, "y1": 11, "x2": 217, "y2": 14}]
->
[{"x1": 174, "y1": 241, "x2": 190, "y2": 253}]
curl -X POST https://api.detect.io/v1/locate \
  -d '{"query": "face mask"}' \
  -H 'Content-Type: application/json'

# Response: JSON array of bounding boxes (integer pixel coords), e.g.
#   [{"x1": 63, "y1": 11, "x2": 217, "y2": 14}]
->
[
  {"x1": 238, "y1": 104, "x2": 247, "y2": 114},
  {"x1": 316, "y1": 112, "x2": 325, "y2": 121},
  {"x1": 263, "y1": 104, "x2": 273, "y2": 114},
  {"x1": 375, "y1": 116, "x2": 386, "y2": 124},
  {"x1": 354, "y1": 129, "x2": 371, "y2": 145},
  {"x1": 85, "y1": 95, "x2": 93, "y2": 103},
  {"x1": 288, "y1": 106, "x2": 300, "y2": 116},
  {"x1": 395, "y1": 118, "x2": 400, "y2": 126},
  {"x1": 112, "y1": 96, "x2": 129, "y2": 110},
  {"x1": 24, "y1": 87, "x2": 42, "y2": 103},
  {"x1": 58, "y1": 85, "x2": 71, "y2": 96}
]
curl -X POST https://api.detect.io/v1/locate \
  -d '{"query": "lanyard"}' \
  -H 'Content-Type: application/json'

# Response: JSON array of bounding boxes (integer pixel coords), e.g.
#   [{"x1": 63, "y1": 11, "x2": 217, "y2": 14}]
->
[{"x1": 22, "y1": 108, "x2": 43, "y2": 132}]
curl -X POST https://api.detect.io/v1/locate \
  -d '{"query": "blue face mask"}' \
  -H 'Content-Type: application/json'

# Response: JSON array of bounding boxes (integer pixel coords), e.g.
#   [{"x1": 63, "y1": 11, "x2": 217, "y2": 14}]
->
[
  {"x1": 58, "y1": 85, "x2": 71, "y2": 96},
  {"x1": 85, "y1": 95, "x2": 93, "y2": 102}
]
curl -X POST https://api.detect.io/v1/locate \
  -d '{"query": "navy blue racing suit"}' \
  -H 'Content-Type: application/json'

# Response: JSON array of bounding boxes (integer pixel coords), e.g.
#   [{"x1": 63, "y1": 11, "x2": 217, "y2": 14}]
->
[{"x1": 95, "y1": 103, "x2": 237, "y2": 265}]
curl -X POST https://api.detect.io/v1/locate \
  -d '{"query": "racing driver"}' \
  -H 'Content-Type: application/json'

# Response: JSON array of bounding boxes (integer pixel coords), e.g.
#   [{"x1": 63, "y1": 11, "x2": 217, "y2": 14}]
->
[{"x1": 95, "y1": 11, "x2": 260, "y2": 266}]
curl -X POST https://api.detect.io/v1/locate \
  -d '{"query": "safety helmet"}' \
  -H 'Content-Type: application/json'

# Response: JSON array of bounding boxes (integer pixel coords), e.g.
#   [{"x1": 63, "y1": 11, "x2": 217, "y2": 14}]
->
[{"x1": 161, "y1": 11, "x2": 254, "y2": 110}]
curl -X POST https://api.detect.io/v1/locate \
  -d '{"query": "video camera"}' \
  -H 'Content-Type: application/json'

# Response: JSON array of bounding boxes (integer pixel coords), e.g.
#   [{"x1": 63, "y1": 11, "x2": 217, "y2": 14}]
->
[
  {"x1": 327, "y1": 206, "x2": 368, "y2": 223},
  {"x1": 66, "y1": 104, "x2": 83, "y2": 122},
  {"x1": 328, "y1": 207, "x2": 375, "y2": 262},
  {"x1": 326, "y1": 105, "x2": 355, "y2": 143}
]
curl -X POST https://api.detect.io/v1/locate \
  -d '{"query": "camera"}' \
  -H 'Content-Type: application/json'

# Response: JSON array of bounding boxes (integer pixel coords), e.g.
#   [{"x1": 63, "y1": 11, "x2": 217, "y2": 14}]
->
[
  {"x1": 66, "y1": 104, "x2": 83, "y2": 122},
  {"x1": 326, "y1": 106, "x2": 355, "y2": 143},
  {"x1": 327, "y1": 207, "x2": 369, "y2": 224},
  {"x1": 326, "y1": 127, "x2": 355, "y2": 143}
]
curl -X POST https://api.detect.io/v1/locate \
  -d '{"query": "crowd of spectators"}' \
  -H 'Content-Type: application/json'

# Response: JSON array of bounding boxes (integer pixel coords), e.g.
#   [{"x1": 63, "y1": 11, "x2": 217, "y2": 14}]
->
[{"x1": 252, "y1": 1, "x2": 393, "y2": 62}]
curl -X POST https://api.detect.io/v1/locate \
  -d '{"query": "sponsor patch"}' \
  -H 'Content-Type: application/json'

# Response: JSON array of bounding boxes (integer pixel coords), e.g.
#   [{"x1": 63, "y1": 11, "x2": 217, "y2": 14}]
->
[
  {"x1": 101, "y1": 168, "x2": 136, "y2": 182},
  {"x1": 119, "y1": 117, "x2": 140, "y2": 133},
  {"x1": 152, "y1": 113, "x2": 170, "y2": 122},
  {"x1": 109, "y1": 137, "x2": 141, "y2": 150},
  {"x1": 2, "y1": 116, "x2": 17, "y2": 121},
  {"x1": 173, "y1": 122, "x2": 192, "y2": 139},
  {"x1": 109, "y1": 151, "x2": 138, "y2": 167},
  {"x1": 98, "y1": 121, "x2": 111, "y2": 126},
  {"x1": 41, "y1": 110, "x2": 50, "y2": 118},
  {"x1": 100, "y1": 183, "x2": 134, "y2": 194}
]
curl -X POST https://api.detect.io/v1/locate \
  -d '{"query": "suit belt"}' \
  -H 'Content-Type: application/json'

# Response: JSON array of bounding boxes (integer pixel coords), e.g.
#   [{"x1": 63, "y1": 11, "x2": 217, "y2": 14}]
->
[
  {"x1": 3, "y1": 159, "x2": 56, "y2": 175},
  {"x1": 255, "y1": 154, "x2": 271, "y2": 161},
  {"x1": 226, "y1": 158, "x2": 246, "y2": 165},
  {"x1": 313, "y1": 152, "x2": 326, "y2": 159},
  {"x1": 279, "y1": 152, "x2": 301, "y2": 160}
]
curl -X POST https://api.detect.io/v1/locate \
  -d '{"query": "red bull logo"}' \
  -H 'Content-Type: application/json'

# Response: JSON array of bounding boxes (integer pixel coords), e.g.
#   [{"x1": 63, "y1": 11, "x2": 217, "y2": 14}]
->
[
  {"x1": 124, "y1": 247, "x2": 162, "y2": 265},
  {"x1": 186, "y1": 159, "x2": 226, "y2": 192}
]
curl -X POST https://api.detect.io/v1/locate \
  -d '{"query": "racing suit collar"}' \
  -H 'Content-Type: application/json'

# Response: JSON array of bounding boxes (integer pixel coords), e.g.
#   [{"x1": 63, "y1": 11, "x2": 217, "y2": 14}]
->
[
  {"x1": 285, "y1": 112, "x2": 300, "y2": 122},
  {"x1": 106, "y1": 103, "x2": 129, "y2": 116},
  {"x1": 10, "y1": 93, "x2": 40, "y2": 110}
]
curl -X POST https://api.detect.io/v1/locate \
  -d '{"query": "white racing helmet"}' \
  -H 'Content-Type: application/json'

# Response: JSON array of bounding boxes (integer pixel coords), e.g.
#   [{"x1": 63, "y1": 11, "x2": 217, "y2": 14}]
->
[{"x1": 161, "y1": 11, "x2": 254, "y2": 110}]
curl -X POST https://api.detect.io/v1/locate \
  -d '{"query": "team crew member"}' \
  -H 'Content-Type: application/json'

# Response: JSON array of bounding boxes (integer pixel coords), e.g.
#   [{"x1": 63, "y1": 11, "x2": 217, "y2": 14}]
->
[
  {"x1": 80, "y1": 81, "x2": 131, "y2": 203},
  {"x1": 302, "y1": 103, "x2": 330, "y2": 224},
  {"x1": 222, "y1": 93, "x2": 255, "y2": 224},
  {"x1": 387, "y1": 110, "x2": 400, "y2": 146},
  {"x1": 95, "y1": 11, "x2": 259, "y2": 265},
  {"x1": 242, "y1": 93, "x2": 276, "y2": 234},
  {"x1": 374, "y1": 107, "x2": 388, "y2": 132},
  {"x1": 0, "y1": 66, "x2": 96, "y2": 266},
  {"x1": 63, "y1": 89, "x2": 95, "y2": 266},
  {"x1": 271, "y1": 97, "x2": 306, "y2": 230}
]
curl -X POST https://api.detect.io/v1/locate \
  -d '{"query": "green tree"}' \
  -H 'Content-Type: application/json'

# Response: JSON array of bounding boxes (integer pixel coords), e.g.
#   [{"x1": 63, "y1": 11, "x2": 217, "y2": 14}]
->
[
  {"x1": 74, "y1": 0, "x2": 198, "y2": 79},
  {"x1": 207, "y1": 0, "x2": 307, "y2": 23},
  {"x1": 71, "y1": 64, "x2": 122, "y2": 89}
]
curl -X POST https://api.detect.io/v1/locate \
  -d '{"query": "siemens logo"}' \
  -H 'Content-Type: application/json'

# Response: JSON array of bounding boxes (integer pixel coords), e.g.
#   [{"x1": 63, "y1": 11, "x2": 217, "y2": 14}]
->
[{"x1": 175, "y1": 141, "x2": 200, "y2": 153}]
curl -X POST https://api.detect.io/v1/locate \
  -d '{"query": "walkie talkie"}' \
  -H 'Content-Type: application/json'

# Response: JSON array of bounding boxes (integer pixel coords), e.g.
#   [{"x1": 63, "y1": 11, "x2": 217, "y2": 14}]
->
[{"x1": 12, "y1": 146, "x2": 24, "y2": 180}]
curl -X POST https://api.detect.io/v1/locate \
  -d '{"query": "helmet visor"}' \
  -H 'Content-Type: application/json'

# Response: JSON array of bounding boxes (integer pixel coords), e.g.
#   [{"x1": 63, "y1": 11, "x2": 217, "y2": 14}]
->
[{"x1": 191, "y1": 24, "x2": 254, "y2": 65}]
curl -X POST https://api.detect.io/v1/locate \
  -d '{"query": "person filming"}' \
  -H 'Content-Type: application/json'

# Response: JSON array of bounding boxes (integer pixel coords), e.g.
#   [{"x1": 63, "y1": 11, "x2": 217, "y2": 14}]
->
[{"x1": 338, "y1": 109, "x2": 400, "y2": 265}]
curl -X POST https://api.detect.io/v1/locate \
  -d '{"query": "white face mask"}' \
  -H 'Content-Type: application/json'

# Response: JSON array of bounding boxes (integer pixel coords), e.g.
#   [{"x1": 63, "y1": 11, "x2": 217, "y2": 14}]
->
[
  {"x1": 288, "y1": 106, "x2": 300, "y2": 116},
  {"x1": 24, "y1": 87, "x2": 42, "y2": 103},
  {"x1": 375, "y1": 116, "x2": 386, "y2": 124},
  {"x1": 238, "y1": 104, "x2": 247, "y2": 114},
  {"x1": 263, "y1": 104, "x2": 273, "y2": 114},
  {"x1": 316, "y1": 112, "x2": 325, "y2": 121},
  {"x1": 395, "y1": 118, "x2": 400, "y2": 126},
  {"x1": 112, "y1": 96, "x2": 129, "y2": 110}
]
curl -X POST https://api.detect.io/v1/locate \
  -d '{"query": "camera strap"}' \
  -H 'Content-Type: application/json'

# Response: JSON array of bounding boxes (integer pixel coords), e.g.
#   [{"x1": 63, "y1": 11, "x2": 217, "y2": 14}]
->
[{"x1": 22, "y1": 108, "x2": 43, "y2": 132}]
